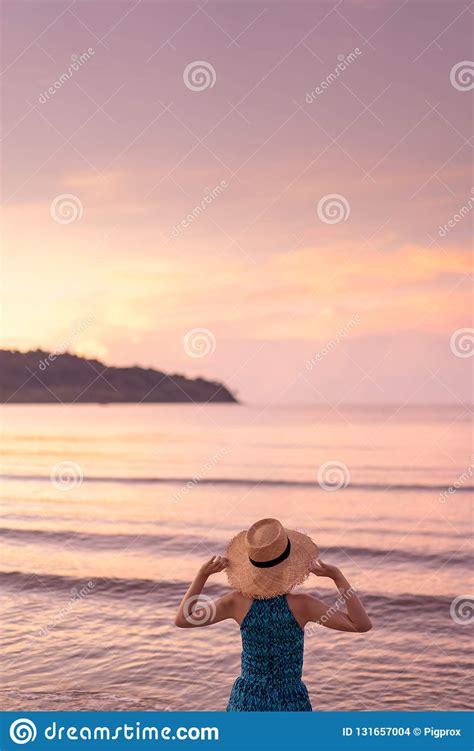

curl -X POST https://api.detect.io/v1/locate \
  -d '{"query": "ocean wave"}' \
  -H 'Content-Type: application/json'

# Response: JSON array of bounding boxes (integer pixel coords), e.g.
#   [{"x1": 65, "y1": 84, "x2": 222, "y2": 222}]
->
[
  {"x1": 2, "y1": 473, "x2": 471, "y2": 493},
  {"x1": 0, "y1": 526, "x2": 203, "y2": 551},
  {"x1": 0, "y1": 526, "x2": 471, "y2": 569},
  {"x1": 0, "y1": 569, "x2": 460, "y2": 616}
]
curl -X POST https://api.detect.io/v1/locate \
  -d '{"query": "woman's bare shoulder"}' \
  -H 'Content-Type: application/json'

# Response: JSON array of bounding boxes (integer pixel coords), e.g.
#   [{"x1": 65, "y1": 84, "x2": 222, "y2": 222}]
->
[
  {"x1": 226, "y1": 590, "x2": 253, "y2": 624},
  {"x1": 287, "y1": 592, "x2": 325, "y2": 627},
  {"x1": 287, "y1": 592, "x2": 313, "y2": 607}
]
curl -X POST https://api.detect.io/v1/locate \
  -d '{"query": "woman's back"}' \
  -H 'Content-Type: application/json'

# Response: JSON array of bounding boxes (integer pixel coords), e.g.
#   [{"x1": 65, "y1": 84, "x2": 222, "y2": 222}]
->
[{"x1": 227, "y1": 595, "x2": 312, "y2": 711}]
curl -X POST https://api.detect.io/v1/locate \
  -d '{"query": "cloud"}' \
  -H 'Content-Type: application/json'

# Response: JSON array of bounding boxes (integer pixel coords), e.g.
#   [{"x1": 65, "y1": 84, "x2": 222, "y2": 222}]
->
[{"x1": 2, "y1": 193, "x2": 470, "y2": 356}]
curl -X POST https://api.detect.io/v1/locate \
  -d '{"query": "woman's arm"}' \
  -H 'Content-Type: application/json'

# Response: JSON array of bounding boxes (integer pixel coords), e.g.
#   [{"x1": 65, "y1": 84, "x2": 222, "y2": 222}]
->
[
  {"x1": 174, "y1": 555, "x2": 236, "y2": 628},
  {"x1": 292, "y1": 559, "x2": 372, "y2": 632}
]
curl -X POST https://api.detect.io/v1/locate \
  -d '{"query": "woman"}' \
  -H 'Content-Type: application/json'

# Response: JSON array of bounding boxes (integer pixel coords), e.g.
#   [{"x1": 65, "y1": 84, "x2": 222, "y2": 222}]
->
[{"x1": 174, "y1": 518, "x2": 372, "y2": 711}]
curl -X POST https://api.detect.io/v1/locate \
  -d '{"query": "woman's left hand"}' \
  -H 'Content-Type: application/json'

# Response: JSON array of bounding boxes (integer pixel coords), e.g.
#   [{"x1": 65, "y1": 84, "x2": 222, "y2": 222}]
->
[{"x1": 310, "y1": 558, "x2": 342, "y2": 580}]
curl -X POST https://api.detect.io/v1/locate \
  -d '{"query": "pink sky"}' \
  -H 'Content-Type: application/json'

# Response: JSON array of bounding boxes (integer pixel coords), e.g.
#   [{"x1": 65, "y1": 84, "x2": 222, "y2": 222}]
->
[{"x1": 1, "y1": 0, "x2": 472, "y2": 404}]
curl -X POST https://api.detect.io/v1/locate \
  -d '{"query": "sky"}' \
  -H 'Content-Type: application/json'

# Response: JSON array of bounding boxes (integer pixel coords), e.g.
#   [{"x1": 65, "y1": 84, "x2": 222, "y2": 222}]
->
[{"x1": 1, "y1": 0, "x2": 473, "y2": 404}]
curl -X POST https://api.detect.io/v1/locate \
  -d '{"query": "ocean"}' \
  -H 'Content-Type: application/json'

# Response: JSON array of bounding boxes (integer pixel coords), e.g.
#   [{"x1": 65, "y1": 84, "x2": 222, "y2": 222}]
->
[{"x1": 1, "y1": 403, "x2": 472, "y2": 711}]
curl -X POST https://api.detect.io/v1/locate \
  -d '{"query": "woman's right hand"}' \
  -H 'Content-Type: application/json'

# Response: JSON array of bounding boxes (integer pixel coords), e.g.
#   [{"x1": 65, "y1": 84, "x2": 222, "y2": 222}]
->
[
  {"x1": 198, "y1": 555, "x2": 227, "y2": 578},
  {"x1": 310, "y1": 558, "x2": 342, "y2": 581}
]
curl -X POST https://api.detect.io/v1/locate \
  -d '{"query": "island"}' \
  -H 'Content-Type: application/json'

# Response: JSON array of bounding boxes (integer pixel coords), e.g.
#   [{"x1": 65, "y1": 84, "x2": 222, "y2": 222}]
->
[{"x1": 0, "y1": 349, "x2": 237, "y2": 404}]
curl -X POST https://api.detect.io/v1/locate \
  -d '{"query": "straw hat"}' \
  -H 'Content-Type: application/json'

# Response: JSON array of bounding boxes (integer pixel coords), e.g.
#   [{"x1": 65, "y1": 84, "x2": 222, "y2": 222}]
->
[{"x1": 225, "y1": 518, "x2": 319, "y2": 599}]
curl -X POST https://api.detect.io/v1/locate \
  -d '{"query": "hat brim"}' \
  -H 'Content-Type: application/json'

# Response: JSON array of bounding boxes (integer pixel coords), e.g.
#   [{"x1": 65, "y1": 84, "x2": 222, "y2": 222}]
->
[{"x1": 225, "y1": 528, "x2": 319, "y2": 599}]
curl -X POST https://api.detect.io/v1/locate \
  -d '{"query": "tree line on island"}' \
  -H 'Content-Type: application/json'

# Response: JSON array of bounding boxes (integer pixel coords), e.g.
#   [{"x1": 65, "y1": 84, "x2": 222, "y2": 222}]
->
[{"x1": 0, "y1": 350, "x2": 237, "y2": 404}]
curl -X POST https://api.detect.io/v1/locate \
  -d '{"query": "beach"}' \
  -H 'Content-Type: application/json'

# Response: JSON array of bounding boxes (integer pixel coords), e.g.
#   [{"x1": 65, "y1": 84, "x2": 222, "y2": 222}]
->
[{"x1": 1, "y1": 403, "x2": 472, "y2": 711}]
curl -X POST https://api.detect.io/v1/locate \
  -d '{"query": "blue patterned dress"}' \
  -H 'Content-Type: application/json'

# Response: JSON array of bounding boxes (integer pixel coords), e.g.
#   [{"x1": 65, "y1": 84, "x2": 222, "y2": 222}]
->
[{"x1": 227, "y1": 595, "x2": 312, "y2": 711}]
